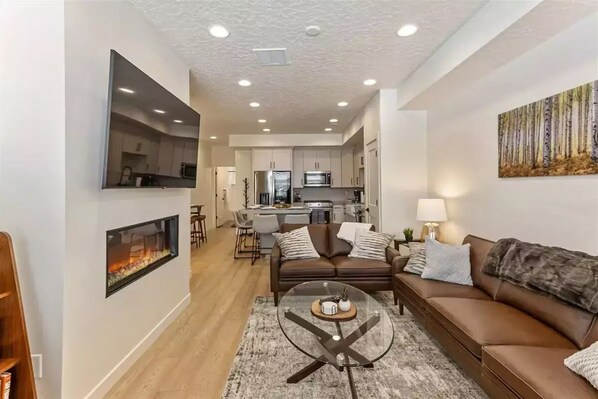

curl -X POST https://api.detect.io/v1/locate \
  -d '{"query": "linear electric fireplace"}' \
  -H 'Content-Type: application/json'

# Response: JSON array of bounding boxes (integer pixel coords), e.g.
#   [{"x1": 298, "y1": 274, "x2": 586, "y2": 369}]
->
[{"x1": 106, "y1": 215, "x2": 178, "y2": 297}]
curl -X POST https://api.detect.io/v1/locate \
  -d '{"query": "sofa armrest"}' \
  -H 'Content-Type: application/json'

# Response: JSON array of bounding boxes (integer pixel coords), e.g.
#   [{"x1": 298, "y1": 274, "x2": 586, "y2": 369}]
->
[
  {"x1": 392, "y1": 256, "x2": 410, "y2": 276},
  {"x1": 386, "y1": 246, "x2": 400, "y2": 264},
  {"x1": 270, "y1": 243, "x2": 282, "y2": 292}
]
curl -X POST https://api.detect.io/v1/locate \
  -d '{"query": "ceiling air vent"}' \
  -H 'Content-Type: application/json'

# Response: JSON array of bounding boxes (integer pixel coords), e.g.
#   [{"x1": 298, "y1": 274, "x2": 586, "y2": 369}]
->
[{"x1": 253, "y1": 48, "x2": 288, "y2": 66}]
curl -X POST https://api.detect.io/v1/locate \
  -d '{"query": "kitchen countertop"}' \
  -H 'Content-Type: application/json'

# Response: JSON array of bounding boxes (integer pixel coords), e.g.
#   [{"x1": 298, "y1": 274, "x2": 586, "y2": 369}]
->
[{"x1": 242, "y1": 206, "x2": 312, "y2": 214}]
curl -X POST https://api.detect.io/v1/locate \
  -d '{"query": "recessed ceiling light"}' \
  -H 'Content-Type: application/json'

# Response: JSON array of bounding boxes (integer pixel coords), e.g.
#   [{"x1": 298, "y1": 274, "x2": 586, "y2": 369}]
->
[
  {"x1": 238, "y1": 79, "x2": 251, "y2": 87},
  {"x1": 250, "y1": 102, "x2": 260, "y2": 108},
  {"x1": 363, "y1": 79, "x2": 377, "y2": 86},
  {"x1": 209, "y1": 136, "x2": 217, "y2": 140},
  {"x1": 324, "y1": 128, "x2": 332, "y2": 132},
  {"x1": 397, "y1": 24, "x2": 418, "y2": 37},
  {"x1": 118, "y1": 87, "x2": 135, "y2": 94},
  {"x1": 263, "y1": 128, "x2": 271, "y2": 132},
  {"x1": 329, "y1": 118, "x2": 338, "y2": 123},
  {"x1": 209, "y1": 25, "x2": 230, "y2": 38},
  {"x1": 258, "y1": 119, "x2": 267, "y2": 123},
  {"x1": 154, "y1": 109, "x2": 165, "y2": 114},
  {"x1": 337, "y1": 101, "x2": 348, "y2": 107},
  {"x1": 173, "y1": 119, "x2": 183, "y2": 123}
]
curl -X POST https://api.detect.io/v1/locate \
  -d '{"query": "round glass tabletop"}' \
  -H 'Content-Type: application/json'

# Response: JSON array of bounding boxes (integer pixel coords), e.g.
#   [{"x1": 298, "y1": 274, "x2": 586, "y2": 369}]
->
[{"x1": 277, "y1": 281, "x2": 394, "y2": 368}]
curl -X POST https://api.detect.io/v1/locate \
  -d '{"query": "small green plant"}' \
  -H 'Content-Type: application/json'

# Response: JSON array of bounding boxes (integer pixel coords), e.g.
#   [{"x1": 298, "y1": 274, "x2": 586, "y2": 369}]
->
[
  {"x1": 403, "y1": 227, "x2": 414, "y2": 242},
  {"x1": 340, "y1": 287, "x2": 350, "y2": 302}
]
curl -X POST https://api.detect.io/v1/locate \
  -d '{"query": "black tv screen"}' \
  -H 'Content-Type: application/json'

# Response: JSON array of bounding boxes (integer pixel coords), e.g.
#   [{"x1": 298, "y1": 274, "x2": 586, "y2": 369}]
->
[{"x1": 103, "y1": 50, "x2": 200, "y2": 189}]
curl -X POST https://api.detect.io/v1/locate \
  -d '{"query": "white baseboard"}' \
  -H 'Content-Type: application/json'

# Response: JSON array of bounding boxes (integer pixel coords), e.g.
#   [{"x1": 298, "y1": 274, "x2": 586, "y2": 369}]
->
[{"x1": 84, "y1": 293, "x2": 191, "y2": 399}]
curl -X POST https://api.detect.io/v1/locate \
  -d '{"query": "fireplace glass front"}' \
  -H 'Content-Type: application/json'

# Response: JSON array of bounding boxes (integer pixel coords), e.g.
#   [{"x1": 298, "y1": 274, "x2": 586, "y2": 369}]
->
[{"x1": 106, "y1": 215, "x2": 178, "y2": 297}]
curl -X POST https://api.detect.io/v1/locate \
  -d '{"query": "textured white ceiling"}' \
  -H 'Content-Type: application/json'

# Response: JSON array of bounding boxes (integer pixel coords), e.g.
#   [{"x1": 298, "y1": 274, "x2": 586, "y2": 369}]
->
[{"x1": 129, "y1": 0, "x2": 487, "y2": 141}]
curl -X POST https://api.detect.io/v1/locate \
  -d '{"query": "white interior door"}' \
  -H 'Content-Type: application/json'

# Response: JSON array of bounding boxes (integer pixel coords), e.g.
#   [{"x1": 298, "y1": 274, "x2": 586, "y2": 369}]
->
[
  {"x1": 215, "y1": 167, "x2": 233, "y2": 227},
  {"x1": 366, "y1": 140, "x2": 380, "y2": 230}
]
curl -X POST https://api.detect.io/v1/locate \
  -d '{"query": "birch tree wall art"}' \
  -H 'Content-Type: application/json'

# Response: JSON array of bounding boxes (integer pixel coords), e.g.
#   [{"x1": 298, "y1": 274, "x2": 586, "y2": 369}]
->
[{"x1": 498, "y1": 80, "x2": 598, "y2": 177}]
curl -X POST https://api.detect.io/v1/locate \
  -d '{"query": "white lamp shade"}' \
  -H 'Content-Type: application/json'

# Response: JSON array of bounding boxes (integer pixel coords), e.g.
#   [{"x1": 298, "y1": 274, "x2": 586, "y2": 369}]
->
[{"x1": 417, "y1": 199, "x2": 447, "y2": 222}]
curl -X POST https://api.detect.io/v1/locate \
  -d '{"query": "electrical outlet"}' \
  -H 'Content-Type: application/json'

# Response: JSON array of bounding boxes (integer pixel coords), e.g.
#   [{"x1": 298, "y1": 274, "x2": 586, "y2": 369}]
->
[{"x1": 31, "y1": 354, "x2": 42, "y2": 378}]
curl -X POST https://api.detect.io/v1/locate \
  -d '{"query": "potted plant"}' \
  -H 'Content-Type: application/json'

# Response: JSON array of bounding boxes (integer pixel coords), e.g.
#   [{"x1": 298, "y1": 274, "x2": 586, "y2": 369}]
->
[
  {"x1": 403, "y1": 227, "x2": 414, "y2": 242},
  {"x1": 338, "y1": 287, "x2": 351, "y2": 312}
]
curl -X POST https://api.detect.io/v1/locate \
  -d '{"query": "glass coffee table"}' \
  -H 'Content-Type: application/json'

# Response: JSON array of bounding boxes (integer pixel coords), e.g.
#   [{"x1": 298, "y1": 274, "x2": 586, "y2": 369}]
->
[{"x1": 277, "y1": 281, "x2": 394, "y2": 399}]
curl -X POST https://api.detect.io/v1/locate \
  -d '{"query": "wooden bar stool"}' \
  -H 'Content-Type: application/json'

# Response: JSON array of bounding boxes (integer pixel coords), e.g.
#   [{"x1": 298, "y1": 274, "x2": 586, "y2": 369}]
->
[{"x1": 191, "y1": 205, "x2": 205, "y2": 247}]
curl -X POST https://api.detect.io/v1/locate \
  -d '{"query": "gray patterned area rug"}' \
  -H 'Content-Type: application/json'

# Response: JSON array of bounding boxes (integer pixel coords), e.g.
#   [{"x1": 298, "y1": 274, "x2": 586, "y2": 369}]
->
[{"x1": 222, "y1": 293, "x2": 487, "y2": 399}]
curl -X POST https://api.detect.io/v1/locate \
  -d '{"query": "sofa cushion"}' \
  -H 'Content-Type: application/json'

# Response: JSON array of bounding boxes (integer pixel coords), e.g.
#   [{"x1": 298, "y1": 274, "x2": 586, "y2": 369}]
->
[
  {"x1": 328, "y1": 223, "x2": 353, "y2": 257},
  {"x1": 463, "y1": 235, "x2": 502, "y2": 298},
  {"x1": 332, "y1": 256, "x2": 391, "y2": 277},
  {"x1": 280, "y1": 257, "x2": 335, "y2": 278},
  {"x1": 281, "y1": 224, "x2": 329, "y2": 257},
  {"x1": 396, "y1": 273, "x2": 490, "y2": 308},
  {"x1": 427, "y1": 298, "x2": 576, "y2": 358},
  {"x1": 496, "y1": 280, "x2": 597, "y2": 349},
  {"x1": 483, "y1": 346, "x2": 597, "y2": 399}
]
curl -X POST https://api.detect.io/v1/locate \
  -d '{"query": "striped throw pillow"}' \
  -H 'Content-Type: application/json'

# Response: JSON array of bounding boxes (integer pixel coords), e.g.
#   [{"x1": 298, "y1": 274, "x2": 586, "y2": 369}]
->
[
  {"x1": 349, "y1": 229, "x2": 395, "y2": 261},
  {"x1": 273, "y1": 226, "x2": 320, "y2": 262},
  {"x1": 565, "y1": 341, "x2": 598, "y2": 389},
  {"x1": 404, "y1": 242, "x2": 426, "y2": 275}
]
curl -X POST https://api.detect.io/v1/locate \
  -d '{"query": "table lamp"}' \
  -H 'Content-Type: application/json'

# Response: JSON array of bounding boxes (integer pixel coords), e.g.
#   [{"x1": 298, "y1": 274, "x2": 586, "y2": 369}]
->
[{"x1": 416, "y1": 199, "x2": 447, "y2": 240}]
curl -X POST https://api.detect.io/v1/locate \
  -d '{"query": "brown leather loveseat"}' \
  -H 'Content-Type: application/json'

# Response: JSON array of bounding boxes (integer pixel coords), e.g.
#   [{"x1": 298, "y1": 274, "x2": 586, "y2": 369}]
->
[
  {"x1": 393, "y1": 235, "x2": 598, "y2": 399},
  {"x1": 271, "y1": 223, "x2": 399, "y2": 305}
]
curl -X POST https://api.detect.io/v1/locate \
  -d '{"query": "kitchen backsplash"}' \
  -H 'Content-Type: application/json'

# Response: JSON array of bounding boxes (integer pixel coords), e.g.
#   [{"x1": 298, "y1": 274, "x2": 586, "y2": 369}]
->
[{"x1": 295, "y1": 188, "x2": 362, "y2": 202}]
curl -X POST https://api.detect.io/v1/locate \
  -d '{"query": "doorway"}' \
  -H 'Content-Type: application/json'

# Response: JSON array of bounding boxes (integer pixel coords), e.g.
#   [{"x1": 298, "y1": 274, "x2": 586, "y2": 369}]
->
[
  {"x1": 215, "y1": 167, "x2": 234, "y2": 227},
  {"x1": 366, "y1": 140, "x2": 380, "y2": 231}
]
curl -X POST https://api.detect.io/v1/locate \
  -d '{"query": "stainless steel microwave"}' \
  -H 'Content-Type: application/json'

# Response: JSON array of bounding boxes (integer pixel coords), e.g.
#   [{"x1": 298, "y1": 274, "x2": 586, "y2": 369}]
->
[
  {"x1": 180, "y1": 163, "x2": 197, "y2": 179},
  {"x1": 303, "y1": 171, "x2": 331, "y2": 187}
]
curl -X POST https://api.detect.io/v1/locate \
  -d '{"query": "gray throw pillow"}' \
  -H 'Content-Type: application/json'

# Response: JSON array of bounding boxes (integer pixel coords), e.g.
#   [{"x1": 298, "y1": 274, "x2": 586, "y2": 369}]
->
[
  {"x1": 404, "y1": 242, "x2": 426, "y2": 275},
  {"x1": 421, "y1": 238, "x2": 472, "y2": 286},
  {"x1": 273, "y1": 226, "x2": 320, "y2": 262},
  {"x1": 349, "y1": 229, "x2": 395, "y2": 261},
  {"x1": 564, "y1": 341, "x2": 598, "y2": 389}
]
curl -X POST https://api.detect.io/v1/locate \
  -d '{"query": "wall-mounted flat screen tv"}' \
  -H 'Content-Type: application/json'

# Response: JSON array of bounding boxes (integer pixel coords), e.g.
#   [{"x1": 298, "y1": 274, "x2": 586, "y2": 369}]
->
[{"x1": 103, "y1": 50, "x2": 200, "y2": 189}]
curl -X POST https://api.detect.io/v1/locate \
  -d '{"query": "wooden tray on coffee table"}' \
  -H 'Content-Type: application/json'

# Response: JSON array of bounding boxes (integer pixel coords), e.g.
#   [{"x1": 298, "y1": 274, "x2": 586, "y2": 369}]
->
[{"x1": 311, "y1": 300, "x2": 357, "y2": 322}]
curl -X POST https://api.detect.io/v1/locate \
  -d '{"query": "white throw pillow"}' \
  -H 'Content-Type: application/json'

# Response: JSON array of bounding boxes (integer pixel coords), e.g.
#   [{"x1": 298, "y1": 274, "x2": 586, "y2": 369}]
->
[
  {"x1": 349, "y1": 229, "x2": 395, "y2": 261},
  {"x1": 565, "y1": 341, "x2": 598, "y2": 390},
  {"x1": 421, "y1": 238, "x2": 473, "y2": 286},
  {"x1": 404, "y1": 242, "x2": 426, "y2": 275},
  {"x1": 273, "y1": 226, "x2": 320, "y2": 262},
  {"x1": 337, "y1": 222, "x2": 373, "y2": 246}
]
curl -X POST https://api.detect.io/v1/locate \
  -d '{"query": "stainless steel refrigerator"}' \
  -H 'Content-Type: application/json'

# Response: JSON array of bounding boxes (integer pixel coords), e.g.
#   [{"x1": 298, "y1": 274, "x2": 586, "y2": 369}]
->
[{"x1": 254, "y1": 171, "x2": 292, "y2": 205}]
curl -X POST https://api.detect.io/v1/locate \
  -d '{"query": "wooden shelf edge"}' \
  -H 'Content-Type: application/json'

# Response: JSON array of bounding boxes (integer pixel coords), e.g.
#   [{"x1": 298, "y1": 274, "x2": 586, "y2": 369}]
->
[
  {"x1": 0, "y1": 358, "x2": 18, "y2": 373},
  {"x1": 0, "y1": 291, "x2": 12, "y2": 301}
]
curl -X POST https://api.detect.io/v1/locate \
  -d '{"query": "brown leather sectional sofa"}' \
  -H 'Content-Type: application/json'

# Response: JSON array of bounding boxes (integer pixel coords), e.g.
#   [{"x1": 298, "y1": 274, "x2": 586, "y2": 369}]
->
[
  {"x1": 393, "y1": 235, "x2": 598, "y2": 399},
  {"x1": 271, "y1": 223, "x2": 399, "y2": 305}
]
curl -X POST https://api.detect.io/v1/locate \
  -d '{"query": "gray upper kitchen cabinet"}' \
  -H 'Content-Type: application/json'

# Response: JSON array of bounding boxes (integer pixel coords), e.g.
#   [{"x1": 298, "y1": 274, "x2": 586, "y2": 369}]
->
[
  {"x1": 316, "y1": 149, "x2": 331, "y2": 171},
  {"x1": 123, "y1": 129, "x2": 151, "y2": 155},
  {"x1": 302, "y1": 150, "x2": 317, "y2": 171},
  {"x1": 341, "y1": 147, "x2": 355, "y2": 187},
  {"x1": 271, "y1": 149, "x2": 292, "y2": 170},
  {"x1": 144, "y1": 134, "x2": 160, "y2": 174},
  {"x1": 157, "y1": 135, "x2": 174, "y2": 176},
  {"x1": 330, "y1": 149, "x2": 342, "y2": 187},
  {"x1": 252, "y1": 149, "x2": 293, "y2": 171},
  {"x1": 293, "y1": 150, "x2": 304, "y2": 188},
  {"x1": 302, "y1": 149, "x2": 331, "y2": 171},
  {"x1": 183, "y1": 138, "x2": 199, "y2": 164},
  {"x1": 171, "y1": 138, "x2": 186, "y2": 177},
  {"x1": 354, "y1": 145, "x2": 364, "y2": 187}
]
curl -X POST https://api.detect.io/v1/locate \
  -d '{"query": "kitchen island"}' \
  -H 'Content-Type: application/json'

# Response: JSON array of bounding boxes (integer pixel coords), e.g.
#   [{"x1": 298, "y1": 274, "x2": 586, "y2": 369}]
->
[{"x1": 241, "y1": 206, "x2": 312, "y2": 254}]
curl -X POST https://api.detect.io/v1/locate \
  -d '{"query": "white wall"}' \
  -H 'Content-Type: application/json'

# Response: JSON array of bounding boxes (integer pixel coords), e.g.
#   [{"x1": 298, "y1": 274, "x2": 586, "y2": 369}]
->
[
  {"x1": 211, "y1": 145, "x2": 236, "y2": 167},
  {"x1": 343, "y1": 93, "x2": 380, "y2": 145},
  {"x1": 192, "y1": 141, "x2": 216, "y2": 230},
  {"x1": 427, "y1": 14, "x2": 598, "y2": 253},
  {"x1": 0, "y1": 3, "x2": 66, "y2": 398},
  {"x1": 229, "y1": 133, "x2": 343, "y2": 147},
  {"x1": 229, "y1": 150, "x2": 253, "y2": 211},
  {"x1": 63, "y1": 2, "x2": 191, "y2": 398},
  {"x1": 379, "y1": 90, "x2": 428, "y2": 237}
]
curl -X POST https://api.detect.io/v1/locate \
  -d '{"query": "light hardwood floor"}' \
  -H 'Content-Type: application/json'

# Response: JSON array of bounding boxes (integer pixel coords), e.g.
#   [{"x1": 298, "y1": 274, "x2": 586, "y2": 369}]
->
[{"x1": 106, "y1": 225, "x2": 270, "y2": 399}]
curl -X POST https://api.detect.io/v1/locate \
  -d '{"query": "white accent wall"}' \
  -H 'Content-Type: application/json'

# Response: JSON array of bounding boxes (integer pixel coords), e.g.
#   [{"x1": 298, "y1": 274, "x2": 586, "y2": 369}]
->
[
  {"x1": 427, "y1": 14, "x2": 598, "y2": 253},
  {"x1": 3, "y1": 1, "x2": 193, "y2": 397},
  {"x1": 0, "y1": 3, "x2": 66, "y2": 398}
]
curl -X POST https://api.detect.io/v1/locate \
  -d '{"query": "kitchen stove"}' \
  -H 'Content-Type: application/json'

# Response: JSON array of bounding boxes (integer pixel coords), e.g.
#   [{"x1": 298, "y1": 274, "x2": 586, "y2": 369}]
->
[{"x1": 303, "y1": 200, "x2": 332, "y2": 224}]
